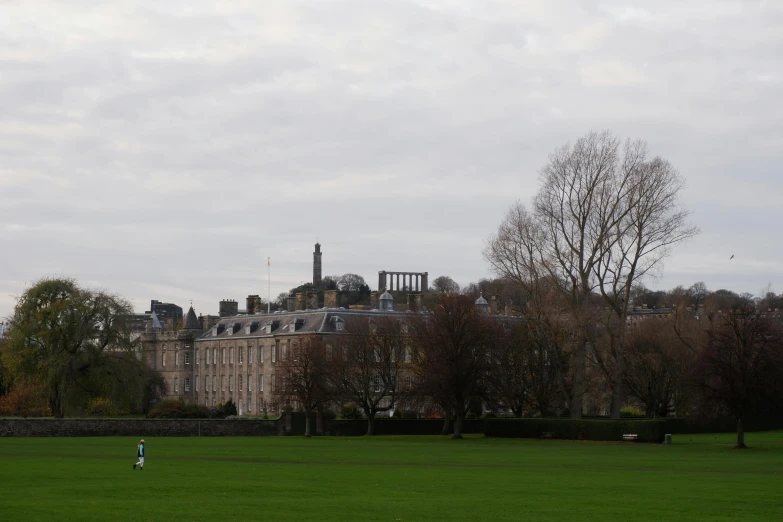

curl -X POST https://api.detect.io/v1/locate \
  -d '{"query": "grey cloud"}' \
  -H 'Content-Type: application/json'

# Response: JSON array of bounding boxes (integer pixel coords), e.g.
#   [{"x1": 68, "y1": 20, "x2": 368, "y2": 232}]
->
[{"x1": 2, "y1": 0, "x2": 783, "y2": 318}]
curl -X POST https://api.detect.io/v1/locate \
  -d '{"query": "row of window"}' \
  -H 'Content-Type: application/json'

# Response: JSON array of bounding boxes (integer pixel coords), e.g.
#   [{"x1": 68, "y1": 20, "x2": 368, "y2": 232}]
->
[
  {"x1": 172, "y1": 373, "x2": 412, "y2": 396},
  {"x1": 202, "y1": 396, "x2": 263, "y2": 414}
]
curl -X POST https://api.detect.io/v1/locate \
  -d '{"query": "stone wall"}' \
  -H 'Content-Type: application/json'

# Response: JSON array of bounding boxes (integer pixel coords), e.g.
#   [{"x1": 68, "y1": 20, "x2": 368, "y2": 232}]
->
[{"x1": 0, "y1": 419, "x2": 281, "y2": 437}]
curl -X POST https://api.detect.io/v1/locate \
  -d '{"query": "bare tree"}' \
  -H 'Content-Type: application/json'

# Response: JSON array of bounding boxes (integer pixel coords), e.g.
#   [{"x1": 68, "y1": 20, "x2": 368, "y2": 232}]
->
[
  {"x1": 690, "y1": 311, "x2": 783, "y2": 448},
  {"x1": 622, "y1": 318, "x2": 693, "y2": 417},
  {"x1": 328, "y1": 315, "x2": 408, "y2": 435},
  {"x1": 486, "y1": 131, "x2": 697, "y2": 418},
  {"x1": 431, "y1": 275, "x2": 460, "y2": 294},
  {"x1": 273, "y1": 336, "x2": 332, "y2": 437},
  {"x1": 409, "y1": 295, "x2": 491, "y2": 439},
  {"x1": 337, "y1": 273, "x2": 368, "y2": 293}
]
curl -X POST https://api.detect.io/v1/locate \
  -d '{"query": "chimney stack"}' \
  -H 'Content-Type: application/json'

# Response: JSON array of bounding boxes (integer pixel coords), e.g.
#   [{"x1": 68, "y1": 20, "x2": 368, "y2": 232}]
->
[
  {"x1": 287, "y1": 295, "x2": 296, "y2": 312},
  {"x1": 295, "y1": 293, "x2": 305, "y2": 311},
  {"x1": 246, "y1": 295, "x2": 262, "y2": 315},
  {"x1": 307, "y1": 291, "x2": 319, "y2": 309},
  {"x1": 219, "y1": 299, "x2": 238, "y2": 317},
  {"x1": 324, "y1": 290, "x2": 338, "y2": 308}
]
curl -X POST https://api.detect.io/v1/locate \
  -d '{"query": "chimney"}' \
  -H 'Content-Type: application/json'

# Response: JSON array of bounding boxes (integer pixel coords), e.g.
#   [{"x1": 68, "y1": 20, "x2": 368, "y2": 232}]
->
[
  {"x1": 295, "y1": 293, "x2": 305, "y2": 311},
  {"x1": 490, "y1": 296, "x2": 498, "y2": 315},
  {"x1": 307, "y1": 291, "x2": 319, "y2": 309},
  {"x1": 370, "y1": 291, "x2": 378, "y2": 309},
  {"x1": 219, "y1": 299, "x2": 238, "y2": 317},
  {"x1": 246, "y1": 295, "x2": 261, "y2": 315},
  {"x1": 324, "y1": 290, "x2": 338, "y2": 308},
  {"x1": 287, "y1": 295, "x2": 296, "y2": 312}
]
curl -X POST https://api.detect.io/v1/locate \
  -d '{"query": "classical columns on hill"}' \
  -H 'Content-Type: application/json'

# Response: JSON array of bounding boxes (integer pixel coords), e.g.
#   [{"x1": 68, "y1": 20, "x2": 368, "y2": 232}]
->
[{"x1": 378, "y1": 271, "x2": 428, "y2": 292}]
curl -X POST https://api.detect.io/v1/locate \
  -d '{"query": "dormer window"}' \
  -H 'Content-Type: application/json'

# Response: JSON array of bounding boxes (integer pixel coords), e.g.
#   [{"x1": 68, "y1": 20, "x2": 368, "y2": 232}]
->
[{"x1": 330, "y1": 316, "x2": 345, "y2": 331}]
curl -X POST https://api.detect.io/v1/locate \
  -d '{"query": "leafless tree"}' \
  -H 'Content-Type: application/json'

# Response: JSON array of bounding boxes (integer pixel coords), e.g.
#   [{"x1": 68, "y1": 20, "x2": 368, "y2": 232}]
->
[
  {"x1": 409, "y1": 294, "x2": 492, "y2": 439},
  {"x1": 431, "y1": 275, "x2": 460, "y2": 294},
  {"x1": 486, "y1": 131, "x2": 697, "y2": 418},
  {"x1": 621, "y1": 318, "x2": 693, "y2": 417},
  {"x1": 328, "y1": 315, "x2": 408, "y2": 435},
  {"x1": 689, "y1": 311, "x2": 783, "y2": 448},
  {"x1": 273, "y1": 336, "x2": 332, "y2": 437},
  {"x1": 337, "y1": 273, "x2": 368, "y2": 292}
]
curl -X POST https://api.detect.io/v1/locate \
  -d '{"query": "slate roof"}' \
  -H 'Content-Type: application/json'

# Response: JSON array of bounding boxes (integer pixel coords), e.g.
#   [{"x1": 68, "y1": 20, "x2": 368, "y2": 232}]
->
[
  {"x1": 183, "y1": 306, "x2": 200, "y2": 330},
  {"x1": 195, "y1": 308, "x2": 406, "y2": 341}
]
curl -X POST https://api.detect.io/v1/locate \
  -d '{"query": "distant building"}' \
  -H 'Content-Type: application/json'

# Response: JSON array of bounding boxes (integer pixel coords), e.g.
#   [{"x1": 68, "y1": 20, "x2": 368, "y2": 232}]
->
[
  {"x1": 0, "y1": 321, "x2": 7, "y2": 338},
  {"x1": 146, "y1": 300, "x2": 183, "y2": 328}
]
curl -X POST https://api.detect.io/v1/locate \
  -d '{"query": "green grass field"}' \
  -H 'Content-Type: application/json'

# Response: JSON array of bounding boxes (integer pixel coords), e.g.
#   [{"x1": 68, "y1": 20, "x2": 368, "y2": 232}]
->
[{"x1": 1, "y1": 432, "x2": 782, "y2": 521}]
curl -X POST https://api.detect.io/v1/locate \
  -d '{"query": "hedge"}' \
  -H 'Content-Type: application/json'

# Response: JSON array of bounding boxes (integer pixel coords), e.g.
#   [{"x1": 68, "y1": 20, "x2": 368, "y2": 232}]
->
[{"x1": 484, "y1": 418, "x2": 667, "y2": 443}]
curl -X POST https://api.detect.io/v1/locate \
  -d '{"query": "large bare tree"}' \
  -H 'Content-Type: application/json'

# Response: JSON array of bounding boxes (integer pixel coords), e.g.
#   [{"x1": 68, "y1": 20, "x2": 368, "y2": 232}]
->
[
  {"x1": 409, "y1": 294, "x2": 491, "y2": 439},
  {"x1": 273, "y1": 336, "x2": 332, "y2": 437},
  {"x1": 486, "y1": 131, "x2": 697, "y2": 418},
  {"x1": 328, "y1": 315, "x2": 408, "y2": 435},
  {"x1": 690, "y1": 311, "x2": 783, "y2": 448}
]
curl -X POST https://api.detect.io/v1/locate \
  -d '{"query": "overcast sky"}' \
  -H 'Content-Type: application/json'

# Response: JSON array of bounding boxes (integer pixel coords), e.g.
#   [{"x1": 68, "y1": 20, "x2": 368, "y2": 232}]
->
[{"x1": 1, "y1": 0, "x2": 781, "y2": 319}]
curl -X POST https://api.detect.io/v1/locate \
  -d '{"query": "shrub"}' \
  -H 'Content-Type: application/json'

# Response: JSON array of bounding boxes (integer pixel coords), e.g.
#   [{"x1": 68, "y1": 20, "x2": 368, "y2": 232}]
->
[
  {"x1": 620, "y1": 406, "x2": 645, "y2": 418},
  {"x1": 401, "y1": 410, "x2": 419, "y2": 420},
  {"x1": 339, "y1": 403, "x2": 363, "y2": 420},
  {"x1": 0, "y1": 382, "x2": 51, "y2": 417},
  {"x1": 86, "y1": 397, "x2": 117, "y2": 417},
  {"x1": 484, "y1": 418, "x2": 667, "y2": 443},
  {"x1": 465, "y1": 412, "x2": 478, "y2": 420},
  {"x1": 480, "y1": 412, "x2": 497, "y2": 419},
  {"x1": 392, "y1": 409, "x2": 402, "y2": 419},
  {"x1": 146, "y1": 399, "x2": 212, "y2": 419}
]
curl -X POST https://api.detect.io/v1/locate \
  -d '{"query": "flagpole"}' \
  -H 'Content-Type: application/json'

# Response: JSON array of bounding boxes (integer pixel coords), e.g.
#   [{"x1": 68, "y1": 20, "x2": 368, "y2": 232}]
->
[{"x1": 267, "y1": 257, "x2": 271, "y2": 314}]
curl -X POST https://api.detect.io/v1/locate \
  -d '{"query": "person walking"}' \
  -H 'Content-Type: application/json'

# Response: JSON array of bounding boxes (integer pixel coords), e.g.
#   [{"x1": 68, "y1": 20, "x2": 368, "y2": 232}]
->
[{"x1": 133, "y1": 439, "x2": 145, "y2": 470}]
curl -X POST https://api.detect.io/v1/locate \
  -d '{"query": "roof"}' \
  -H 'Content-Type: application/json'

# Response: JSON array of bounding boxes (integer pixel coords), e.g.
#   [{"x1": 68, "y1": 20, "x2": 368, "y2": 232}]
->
[
  {"x1": 195, "y1": 308, "x2": 407, "y2": 341},
  {"x1": 183, "y1": 306, "x2": 200, "y2": 330},
  {"x1": 148, "y1": 311, "x2": 162, "y2": 330}
]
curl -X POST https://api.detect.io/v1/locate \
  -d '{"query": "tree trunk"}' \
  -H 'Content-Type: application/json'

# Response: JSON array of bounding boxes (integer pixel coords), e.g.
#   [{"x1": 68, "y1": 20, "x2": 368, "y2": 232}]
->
[
  {"x1": 736, "y1": 417, "x2": 747, "y2": 449},
  {"x1": 570, "y1": 340, "x2": 586, "y2": 419},
  {"x1": 609, "y1": 378, "x2": 623, "y2": 419},
  {"x1": 609, "y1": 323, "x2": 627, "y2": 419},
  {"x1": 452, "y1": 412, "x2": 464, "y2": 440},
  {"x1": 441, "y1": 411, "x2": 451, "y2": 435},
  {"x1": 366, "y1": 414, "x2": 376, "y2": 436},
  {"x1": 304, "y1": 411, "x2": 312, "y2": 438}
]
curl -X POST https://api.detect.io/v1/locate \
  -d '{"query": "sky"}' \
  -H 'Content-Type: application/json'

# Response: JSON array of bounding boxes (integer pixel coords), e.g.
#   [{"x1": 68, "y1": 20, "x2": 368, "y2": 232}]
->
[{"x1": 1, "y1": 0, "x2": 782, "y2": 319}]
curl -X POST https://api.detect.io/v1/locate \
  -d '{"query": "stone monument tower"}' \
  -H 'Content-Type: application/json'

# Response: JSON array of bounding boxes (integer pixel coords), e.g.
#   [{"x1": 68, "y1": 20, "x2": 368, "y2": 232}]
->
[{"x1": 313, "y1": 242, "x2": 322, "y2": 288}]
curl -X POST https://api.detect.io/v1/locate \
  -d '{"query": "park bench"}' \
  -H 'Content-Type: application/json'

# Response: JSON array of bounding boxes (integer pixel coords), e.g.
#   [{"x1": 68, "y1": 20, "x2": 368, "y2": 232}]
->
[
  {"x1": 622, "y1": 433, "x2": 638, "y2": 442},
  {"x1": 541, "y1": 432, "x2": 555, "y2": 439}
]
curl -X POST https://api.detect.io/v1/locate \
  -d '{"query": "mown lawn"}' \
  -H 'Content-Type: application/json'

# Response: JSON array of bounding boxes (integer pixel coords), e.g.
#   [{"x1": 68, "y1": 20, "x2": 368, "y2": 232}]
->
[{"x1": 1, "y1": 432, "x2": 782, "y2": 521}]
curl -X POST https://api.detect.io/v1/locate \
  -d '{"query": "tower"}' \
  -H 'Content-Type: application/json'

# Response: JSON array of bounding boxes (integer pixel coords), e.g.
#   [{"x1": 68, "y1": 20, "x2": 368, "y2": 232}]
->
[{"x1": 313, "y1": 242, "x2": 322, "y2": 288}]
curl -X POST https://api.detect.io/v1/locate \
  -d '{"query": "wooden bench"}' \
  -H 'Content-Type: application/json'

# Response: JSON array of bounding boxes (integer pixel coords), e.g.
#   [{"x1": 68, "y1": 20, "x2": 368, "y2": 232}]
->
[
  {"x1": 622, "y1": 433, "x2": 638, "y2": 442},
  {"x1": 541, "y1": 432, "x2": 555, "y2": 440}
]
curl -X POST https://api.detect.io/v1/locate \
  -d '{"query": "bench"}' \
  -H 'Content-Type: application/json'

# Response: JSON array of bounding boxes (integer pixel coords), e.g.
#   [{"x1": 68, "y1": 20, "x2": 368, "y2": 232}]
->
[
  {"x1": 622, "y1": 433, "x2": 638, "y2": 442},
  {"x1": 541, "y1": 432, "x2": 555, "y2": 440}
]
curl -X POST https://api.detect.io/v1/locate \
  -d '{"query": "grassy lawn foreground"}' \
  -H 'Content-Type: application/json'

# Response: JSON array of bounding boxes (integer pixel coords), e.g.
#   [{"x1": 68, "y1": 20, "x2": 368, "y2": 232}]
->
[{"x1": 1, "y1": 432, "x2": 782, "y2": 521}]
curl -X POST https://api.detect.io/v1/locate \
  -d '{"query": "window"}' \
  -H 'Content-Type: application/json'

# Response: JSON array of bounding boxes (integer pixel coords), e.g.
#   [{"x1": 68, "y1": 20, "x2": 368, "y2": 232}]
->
[
  {"x1": 248, "y1": 375, "x2": 253, "y2": 392},
  {"x1": 239, "y1": 348, "x2": 244, "y2": 364},
  {"x1": 184, "y1": 378, "x2": 190, "y2": 392},
  {"x1": 248, "y1": 346, "x2": 253, "y2": 364},
  {"x1": 162, "y1": 349, "x2": 166, "y2": 367},
  {"x1": 404, "y1": 347, "x2": 411, "y2": 363},
  {"x1": 175, "y1": 351, "x2": 179, "y2": 367},
  {"x1": 270, "y1": 374, "x2": 274, "y2": 393},
  {"x1": 259, "y1": 375, "x2": 264, "y2": 392},
  {"x1": 260, "y1": 346, "x2": 264, "y2": 363},
  {"x1": 185, "y1": 352, "x2": 190, "y2": 365},
  {"x1": 230, "y1": 375, "x2": 234, "y2": 392},
  {"x1": 196, "y1": 348, "x2": 200, "y2": 365},
  {"x1": 205, "y1": 397, "x2": 209, "y2": 407},
  {"x1": 195, "y1": 377, "x2": 198, "y2": 392},
  {"x1": 230, "y1": 347, "x2": 234, "y2": 364},
  {"x1": 222, "y1": 348, "x2": 226, "y2": 364},
  {"x1": 272, "y1": 342, "x2": 277, "y2": 363},
  {"x1": 205, "y1": 377, "x2": 209, "y2": 392},
  {"x1": 405, "y1": 375, "x2": 412, "y2": 389},
  {"x1": 247, "y1": 398, "x2": 252, "y2": 413},
  {"x1": 239, "y1": 375, "x2": 243, "y2": 392},
  {"x1": 175, "y1": 378, "x2": 179, "y2": 392},
  {"x1": 213, "y1": 376, "x2": 216, "y2": 392},
  {"x1": 374, "y1": 375, "x2": 380, "y2": 393},
  {"x1": 213, "y1": 348, "x2": 217, "y2": 365},
  {"x1": 212, "y1": 398, "x2": 216, "y2": 407},
  {"x1": 221, "y1": 376, "x2": 226, "y2": 392}
]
